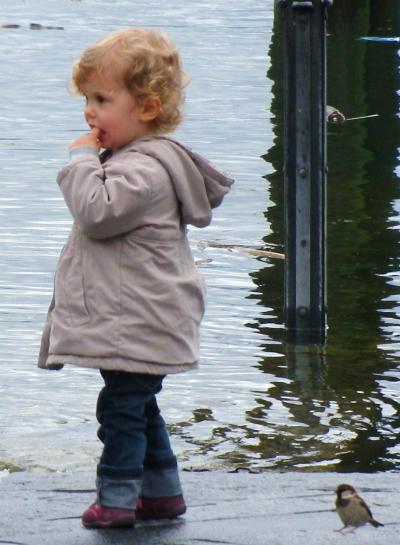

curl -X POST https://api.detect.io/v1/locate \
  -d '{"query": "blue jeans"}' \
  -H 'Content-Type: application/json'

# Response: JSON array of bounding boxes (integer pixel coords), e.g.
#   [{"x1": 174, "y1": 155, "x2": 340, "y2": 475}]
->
[{"x1": 95, "y1": 370, "x2": 182, "y2": 509}]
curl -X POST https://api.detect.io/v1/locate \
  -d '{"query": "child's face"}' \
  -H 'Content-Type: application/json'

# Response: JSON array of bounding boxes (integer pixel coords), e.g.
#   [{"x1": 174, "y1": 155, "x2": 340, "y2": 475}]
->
[{"x1": 81, "y1": 70, "x2": 150, "y2": 150}]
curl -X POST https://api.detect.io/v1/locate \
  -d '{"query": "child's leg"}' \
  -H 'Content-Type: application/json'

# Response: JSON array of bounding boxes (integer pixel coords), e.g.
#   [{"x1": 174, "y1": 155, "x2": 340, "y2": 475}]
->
[
  {"x1": 95, "y1": 370, "x2": 164, "y2": 510},
  {"x1": 141, "y1": 395, "x2": 183, "y2": 497},
  {"x1": 136, "y1": 394, "x2": 186, "y2": 519}
]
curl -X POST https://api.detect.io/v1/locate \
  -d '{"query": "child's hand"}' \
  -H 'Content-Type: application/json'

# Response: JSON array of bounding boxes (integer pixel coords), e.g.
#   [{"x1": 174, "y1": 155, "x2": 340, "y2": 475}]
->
[{"x1": 69, "y1": 127, "x2": 101, "y2": 152}]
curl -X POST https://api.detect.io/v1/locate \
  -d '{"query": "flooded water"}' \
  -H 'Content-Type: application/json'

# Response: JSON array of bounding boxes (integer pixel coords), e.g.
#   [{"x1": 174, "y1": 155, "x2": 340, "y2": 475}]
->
[{"x1": 0, "y1": 0, "x2": 399, "y2": 474}]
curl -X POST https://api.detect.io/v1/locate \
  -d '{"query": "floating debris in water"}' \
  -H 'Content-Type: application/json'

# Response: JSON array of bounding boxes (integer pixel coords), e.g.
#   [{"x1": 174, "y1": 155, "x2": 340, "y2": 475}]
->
[
  {"x1": 199, "y1": 241, "x2": 285, "y2": 260},
  {"x1": 326, "y1": 105, "x2": 379, "y2": 124},
  {"x1": 359, "y1": 36, "x2": 400, "y2": 43},
  {"x1": 345, "y1": 114, "x2": 379, "y2": 122},
  {"x1": 29, "y1": 23, "x2": 64, "y2": 30},
  {"x1": 326, "y1": 106, "x2": 346, "y2": 124},
  {"x1": 0, "y1": 23, "x2": 64, "y2": 30},
  {"x1": 195, "y1": 258, "x2": 213, "y2": 266}
]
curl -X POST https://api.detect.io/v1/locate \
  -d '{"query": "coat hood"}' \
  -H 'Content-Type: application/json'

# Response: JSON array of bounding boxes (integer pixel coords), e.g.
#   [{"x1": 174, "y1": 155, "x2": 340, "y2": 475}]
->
[{"x1": 124, "y1": 136, "x2": 234, "y2": 227}]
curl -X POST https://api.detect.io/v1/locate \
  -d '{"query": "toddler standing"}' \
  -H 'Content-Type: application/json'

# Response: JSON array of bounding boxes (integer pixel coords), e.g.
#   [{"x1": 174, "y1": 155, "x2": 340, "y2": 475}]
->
[{"x1": 38, "y1": 28, "x2": 233, "y2": 529}]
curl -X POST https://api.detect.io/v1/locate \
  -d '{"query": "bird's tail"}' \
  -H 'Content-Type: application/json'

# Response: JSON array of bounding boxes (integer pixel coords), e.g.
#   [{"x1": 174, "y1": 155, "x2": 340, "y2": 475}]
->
[{"x1": 371, "y1": 519, "x2": 384, "y2": 528}]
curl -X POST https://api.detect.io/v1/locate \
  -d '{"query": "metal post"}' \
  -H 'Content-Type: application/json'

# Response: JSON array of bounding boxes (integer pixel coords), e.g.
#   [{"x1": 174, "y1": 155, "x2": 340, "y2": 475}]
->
[{"x1": 277, "y1": 0, "x2": 332, "y2": 345}]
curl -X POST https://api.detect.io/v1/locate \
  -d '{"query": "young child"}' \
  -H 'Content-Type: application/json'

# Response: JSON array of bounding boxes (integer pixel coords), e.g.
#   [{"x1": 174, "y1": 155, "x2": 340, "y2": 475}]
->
[{"x1": 38, "y1": 28, "x2": 233, "y2": 529}]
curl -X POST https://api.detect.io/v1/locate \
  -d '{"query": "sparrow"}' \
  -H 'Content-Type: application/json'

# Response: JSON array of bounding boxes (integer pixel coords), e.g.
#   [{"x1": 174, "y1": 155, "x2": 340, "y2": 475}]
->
[{"x1": 335, "y1": 483, "x2": 384, "y2": 532}]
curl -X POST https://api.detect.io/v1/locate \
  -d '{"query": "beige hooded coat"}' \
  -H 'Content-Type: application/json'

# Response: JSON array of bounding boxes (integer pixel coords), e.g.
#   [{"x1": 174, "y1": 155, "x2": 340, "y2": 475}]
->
[{"x1": 38, "y1": 137, "x2": 233, "y2": 374}]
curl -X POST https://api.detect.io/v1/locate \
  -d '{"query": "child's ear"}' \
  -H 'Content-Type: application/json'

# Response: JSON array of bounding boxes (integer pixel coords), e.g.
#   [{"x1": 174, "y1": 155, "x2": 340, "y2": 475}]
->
[{"x1": 139, "y1": 97, "x2": 161, "y2": 122}]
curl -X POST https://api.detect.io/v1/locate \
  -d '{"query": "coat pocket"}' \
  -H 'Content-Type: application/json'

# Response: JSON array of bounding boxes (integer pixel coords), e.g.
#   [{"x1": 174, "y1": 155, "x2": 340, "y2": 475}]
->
[{"x1": 54, "y1": 236, "x2": 91, "y2": 327}]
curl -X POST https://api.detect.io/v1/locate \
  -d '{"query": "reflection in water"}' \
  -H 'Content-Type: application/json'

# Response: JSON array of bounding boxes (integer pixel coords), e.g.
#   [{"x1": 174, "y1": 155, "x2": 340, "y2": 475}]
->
[{"x1": 250, "y1": 0, "x2": 400, "y2": 471}]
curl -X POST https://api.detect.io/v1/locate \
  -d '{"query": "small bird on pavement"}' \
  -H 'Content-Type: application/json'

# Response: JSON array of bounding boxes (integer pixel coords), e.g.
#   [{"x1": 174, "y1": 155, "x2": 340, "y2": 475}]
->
[{"x1": 335, "y1": 483, "x2": 384, "y2": 532}]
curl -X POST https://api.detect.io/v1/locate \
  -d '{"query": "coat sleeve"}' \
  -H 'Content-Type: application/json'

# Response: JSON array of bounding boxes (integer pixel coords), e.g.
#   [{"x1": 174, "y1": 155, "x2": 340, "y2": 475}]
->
[{"x1": 57, "y1": 152, "x2": 154, "y2": 239}]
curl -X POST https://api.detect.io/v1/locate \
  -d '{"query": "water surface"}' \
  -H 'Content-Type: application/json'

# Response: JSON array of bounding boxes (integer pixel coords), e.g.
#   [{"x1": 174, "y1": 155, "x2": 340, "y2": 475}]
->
[{"x1": 1, "y1": 0, "x2": 400, "y2": 474}]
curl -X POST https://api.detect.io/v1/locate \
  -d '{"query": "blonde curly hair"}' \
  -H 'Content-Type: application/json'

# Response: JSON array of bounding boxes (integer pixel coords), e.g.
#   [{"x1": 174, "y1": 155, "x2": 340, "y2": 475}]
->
[{"x1": 71, "y1": 28, "x2": 188, "y2": 135}]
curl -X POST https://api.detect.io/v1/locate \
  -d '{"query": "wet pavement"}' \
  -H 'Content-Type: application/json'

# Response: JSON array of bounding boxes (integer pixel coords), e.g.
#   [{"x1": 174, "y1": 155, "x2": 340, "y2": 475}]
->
[{"x1": 0, "y1": 469, "x2": 398, "y2": 545}]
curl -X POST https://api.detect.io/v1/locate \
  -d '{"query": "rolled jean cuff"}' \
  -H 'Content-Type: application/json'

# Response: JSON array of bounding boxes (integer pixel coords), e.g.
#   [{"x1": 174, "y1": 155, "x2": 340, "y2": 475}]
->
[
  {"x1": 97, "y1": 463, "x2": 143, "y2": 479},
  {"x1": 144, "y1": 454, "x2": 178, "y2": 470},
  {"x1": 141, "y1": 466, "x2": 183, "y2": 498},
  {"x1": 96, "y1": 476, "x2": 141, "y2": 509}
]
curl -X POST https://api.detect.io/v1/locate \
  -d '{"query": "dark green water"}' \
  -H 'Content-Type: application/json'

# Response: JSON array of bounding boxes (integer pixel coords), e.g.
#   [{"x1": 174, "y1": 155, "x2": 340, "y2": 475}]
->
[{"x1": 254, "y1": 0, "x2": 400, "y2": 471}]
